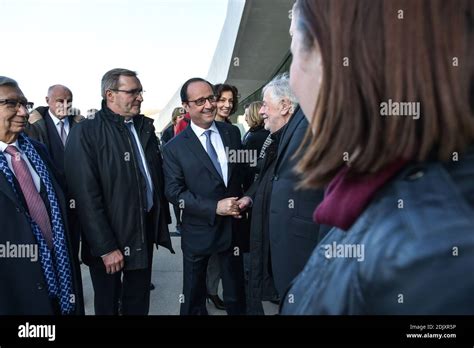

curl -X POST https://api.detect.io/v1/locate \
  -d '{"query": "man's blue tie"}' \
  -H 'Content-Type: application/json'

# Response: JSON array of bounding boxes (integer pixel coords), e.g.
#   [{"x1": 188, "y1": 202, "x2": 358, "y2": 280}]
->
[
  {"x1": 204, "y1": 129, "x2": 223, "y2": 179},
  {"x1": 125, "y1": 121, "x2": 154, "y2": 211}
]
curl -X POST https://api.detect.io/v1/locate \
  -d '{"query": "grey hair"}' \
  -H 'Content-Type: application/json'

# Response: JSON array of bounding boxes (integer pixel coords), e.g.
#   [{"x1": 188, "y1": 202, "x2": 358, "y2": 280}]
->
[
  {"x1": 101, "y1": 68, "x2": 138, "y2": 99},
  {"x1": 47, "y1": 84, "x2": 72, "y2": 97},
  {"x1": 0, "y1": 76, "x2": 19, "y2": 88},
  {"x1": 262, "y1": 72, "x2": 298, "y2": 112}
]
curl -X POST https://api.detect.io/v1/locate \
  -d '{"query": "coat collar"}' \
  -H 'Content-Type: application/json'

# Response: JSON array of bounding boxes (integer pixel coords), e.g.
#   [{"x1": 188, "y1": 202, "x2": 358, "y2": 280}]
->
[{"x1": 274, "y1": 106, "x2": 305, "y2": 171}]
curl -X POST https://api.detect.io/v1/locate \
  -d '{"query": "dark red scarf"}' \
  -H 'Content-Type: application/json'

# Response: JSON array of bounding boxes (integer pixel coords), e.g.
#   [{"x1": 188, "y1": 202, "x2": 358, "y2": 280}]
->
[{"x1": 314, "y1": 160, "x2": 408, "y2": 231}]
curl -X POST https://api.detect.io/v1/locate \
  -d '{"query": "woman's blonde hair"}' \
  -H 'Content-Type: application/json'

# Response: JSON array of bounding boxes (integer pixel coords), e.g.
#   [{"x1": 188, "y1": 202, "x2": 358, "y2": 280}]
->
[{"x1": 246, "y1": 101, "x2": 264, "y2": 128}]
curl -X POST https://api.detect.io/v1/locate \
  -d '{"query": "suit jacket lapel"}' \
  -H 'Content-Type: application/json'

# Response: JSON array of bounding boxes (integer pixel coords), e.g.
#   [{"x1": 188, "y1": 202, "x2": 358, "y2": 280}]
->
[
  {"x1": 44, "y1": 112, "x2": 64, "y2": 151},
  {"x1": 183, "y1": 126, "x2": 225, "y2": 184},
  {"x1": 0, "y1": 173, "x2": 21, "y2": 207}
]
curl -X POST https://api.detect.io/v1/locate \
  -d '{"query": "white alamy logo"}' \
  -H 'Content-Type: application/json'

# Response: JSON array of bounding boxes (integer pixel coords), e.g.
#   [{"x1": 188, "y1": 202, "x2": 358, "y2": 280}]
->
[
  {"x1": 225, "y1": 147, "x2": 258, "y2": 167},
  {"x1": 0, "y1": 242, "x2": 38, "y2": 262},
  {"x1": 380, "y1": 99, "x2": 421, "y2": 120},
  {"x1": 18, "y1": 322, "x2": 56, "y2": 341},
  {"x1": 322, "y1": 242, "x2": 365, "y2": 262}
]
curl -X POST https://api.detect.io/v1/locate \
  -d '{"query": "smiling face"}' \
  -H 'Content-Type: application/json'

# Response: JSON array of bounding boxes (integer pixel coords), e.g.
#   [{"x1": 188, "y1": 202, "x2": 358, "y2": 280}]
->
[
  {"x1": 106, "y1": 75, "x2": 143, "y2": 117},
  {"x1": 259, "y1": 89, "x2": 290, "y2": 134},
  {"x1": 216, "y1": 90, "x2": 234, "y2": 119},
  {"x1": 182, "y1": 81, "x2": 216, "y2": 129},
  {"x1": 0, "y1": 85, "x2": 29, "y2": 143}
]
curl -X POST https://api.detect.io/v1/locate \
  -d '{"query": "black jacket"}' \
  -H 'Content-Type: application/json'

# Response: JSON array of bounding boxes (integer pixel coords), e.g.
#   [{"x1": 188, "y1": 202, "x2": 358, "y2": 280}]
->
[
  {"x1": 25, "y1": 106, "x2": 82, "y2": 178},
  {"x1": 242, "y1": 125, "x2": 270, "y2": 191},
  {"x1": 162, "y1": 121, "x2": 244, "y2": 255},
  {"x1": 246, "y1": 128, "x2": 282, "y2": 314},
  {"x1": 268, "y1": 106, "x2": 327, "y2": 296},
  {"x1": 0, "y1": 138, "x2": 84, "y2": 315},
  {"x1": 64, "y1": 104, "x2": 174, "y2": 271},
  {"x1": 161, "y1": 124, "x2": 174, "y2": 145},
  {"x1": 25, "y1": 106, "x2": 84, "y2": 258}
]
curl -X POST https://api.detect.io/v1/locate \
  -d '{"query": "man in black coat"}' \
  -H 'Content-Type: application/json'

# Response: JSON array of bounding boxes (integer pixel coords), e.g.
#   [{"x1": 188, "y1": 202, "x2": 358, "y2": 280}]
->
[
  {"x1": 0, "y1": 76, "x2": 84, "y2": 315},
  {"x1": 65, "y1": 68, "x2": 174, "y2": 315},
  {"x1": 268, "y1": 104, "x2": 327, "y2": 296},
  {"x1": 239, "y1": 74, "x2": 327, "y2": 299},
  {"x1": 163, "y1": 77, "x2": 246, "y2": 315}
]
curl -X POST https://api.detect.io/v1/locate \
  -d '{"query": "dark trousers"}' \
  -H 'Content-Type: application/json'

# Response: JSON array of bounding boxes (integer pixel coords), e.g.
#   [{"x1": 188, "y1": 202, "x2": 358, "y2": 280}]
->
[
  {"x1": 181, "y1": 247, "x2": 246, "y2": 315},
  {"x1": 89, "y1": 213, "x2": 154, "y2": 315}
]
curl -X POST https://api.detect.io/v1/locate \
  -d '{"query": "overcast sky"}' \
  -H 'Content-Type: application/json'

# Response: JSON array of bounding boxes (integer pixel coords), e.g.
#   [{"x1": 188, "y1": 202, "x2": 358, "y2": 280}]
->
[{"x1": 0, "y1": 0, "x2": 227, "y2": 115}]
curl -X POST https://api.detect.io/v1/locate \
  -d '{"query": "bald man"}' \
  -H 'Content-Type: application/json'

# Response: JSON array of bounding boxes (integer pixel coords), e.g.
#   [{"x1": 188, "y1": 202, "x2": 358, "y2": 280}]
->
[
  {"x1": 25, "y1": 85, "x2": 85, "y2": 259},
  {"x1": 26, "y1": 85, "x2": 84, "y2": 177}
]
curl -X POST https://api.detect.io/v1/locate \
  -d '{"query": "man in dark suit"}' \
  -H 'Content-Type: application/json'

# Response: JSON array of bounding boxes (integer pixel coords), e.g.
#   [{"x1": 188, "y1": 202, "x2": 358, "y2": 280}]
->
[
  {"x1": 163, "y1": 77, "x2": 246, "y2": 315},
  {"x1": 25, "y1": 85, "x2": 84, "y2": 259},
  {"x1": 25, "y1": 85, "x2": 83, "y2": 177},
  {"x1": 0, "y1": 76, "x2": 84, "y2": 315}
]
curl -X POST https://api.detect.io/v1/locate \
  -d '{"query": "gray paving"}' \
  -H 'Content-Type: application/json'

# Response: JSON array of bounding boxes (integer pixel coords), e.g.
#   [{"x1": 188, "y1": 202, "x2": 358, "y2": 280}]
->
[{"x1": 81, "y1": 205, "x2": 278, "y2": 315}]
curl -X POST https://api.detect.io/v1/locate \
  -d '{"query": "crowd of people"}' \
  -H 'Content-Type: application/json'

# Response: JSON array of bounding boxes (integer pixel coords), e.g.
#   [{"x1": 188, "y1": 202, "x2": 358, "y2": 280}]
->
[{"x1": 1, "y1": 0, "x2": 473, "y2": 316}]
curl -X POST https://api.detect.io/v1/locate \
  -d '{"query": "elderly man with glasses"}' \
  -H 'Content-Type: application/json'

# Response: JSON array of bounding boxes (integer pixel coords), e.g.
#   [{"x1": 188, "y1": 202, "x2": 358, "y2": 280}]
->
[
  {"x1": 0, "y1": 76, "x2": 84, "y2": 315},
  {"x1": 64, "y1": 68, "x2": 174, "y2": 315}
]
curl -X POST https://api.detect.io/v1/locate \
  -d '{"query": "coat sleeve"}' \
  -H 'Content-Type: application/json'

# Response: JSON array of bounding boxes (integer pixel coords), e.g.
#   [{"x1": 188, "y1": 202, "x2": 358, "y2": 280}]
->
[
  {"x1": 162, "y1": 143, "x2": 218, "y2": 226},
  {"x1": 64, "y1": 123, "x2": 119, "y2": 257}
]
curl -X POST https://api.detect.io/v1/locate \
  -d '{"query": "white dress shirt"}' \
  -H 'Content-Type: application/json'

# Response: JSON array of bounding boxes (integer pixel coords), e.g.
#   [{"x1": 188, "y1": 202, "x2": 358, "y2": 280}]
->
[
  {"x1": 190, "y1": 120, "x2": 228, "y2": 186},
  {"x1": 0, "y1": 140, "x2": 41, "y2": 192},
  {"x1": 49, "y1": 110, "x2": 70, "y2": 138}
]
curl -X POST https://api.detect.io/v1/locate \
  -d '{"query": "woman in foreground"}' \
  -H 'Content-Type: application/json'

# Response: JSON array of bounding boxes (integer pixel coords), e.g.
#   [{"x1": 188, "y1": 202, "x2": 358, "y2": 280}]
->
[{"x1": 281, "y1": 0, "x2": 474, "y2": 314}]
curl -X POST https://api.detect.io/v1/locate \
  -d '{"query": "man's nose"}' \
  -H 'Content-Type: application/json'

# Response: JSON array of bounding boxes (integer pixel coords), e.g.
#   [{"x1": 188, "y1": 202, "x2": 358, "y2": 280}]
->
[
  {"x1": 136, "y1": 93, "x2": 144, "y2": 102},
  {"x1": 204, "y1": 99, "x2": 214, "y2": 108},
  {"x1": 17, "y1": 104, "x2": 29, "y2": 117}
]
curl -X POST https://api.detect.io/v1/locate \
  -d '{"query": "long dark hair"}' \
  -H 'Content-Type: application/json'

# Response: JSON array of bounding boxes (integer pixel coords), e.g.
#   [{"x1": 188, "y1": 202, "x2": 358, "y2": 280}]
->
[
  {"x1": 294, "y1": 0, "x2": 474, "y2": 188},
  {"x1": 215, "y1": 83, "x2": 239, "y2": 123}
]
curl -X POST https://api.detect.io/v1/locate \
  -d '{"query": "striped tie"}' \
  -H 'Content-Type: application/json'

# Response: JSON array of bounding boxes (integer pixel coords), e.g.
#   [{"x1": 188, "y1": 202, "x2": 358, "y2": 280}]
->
[{"x1": 5, "y1": 145, "x2": 53, "y2": 248}]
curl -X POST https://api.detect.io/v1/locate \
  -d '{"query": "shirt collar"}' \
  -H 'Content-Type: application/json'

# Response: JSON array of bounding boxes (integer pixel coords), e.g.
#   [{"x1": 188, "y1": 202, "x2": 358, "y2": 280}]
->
[
  {"x1": 48, "y1": 109, "x2": 68, "y2": 126},
  {"x1": 190, "y1": 120, "x2": 218, "y2": 137},
  {"x1": 0, "y1": 139, "x2": 20, "y2": 153}
]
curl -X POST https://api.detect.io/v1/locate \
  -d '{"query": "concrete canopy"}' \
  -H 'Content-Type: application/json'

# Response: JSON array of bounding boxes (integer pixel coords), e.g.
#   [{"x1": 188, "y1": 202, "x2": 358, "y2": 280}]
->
[{"x1": 156, "y1": 0, "x2": 294, "y2": 132}]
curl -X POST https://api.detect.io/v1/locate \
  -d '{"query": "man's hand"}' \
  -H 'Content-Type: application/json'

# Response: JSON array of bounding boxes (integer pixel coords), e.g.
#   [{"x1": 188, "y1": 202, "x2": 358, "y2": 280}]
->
[
  {"x1": 216, "y1": 197, "x2": 241, "y2": 217},
  {"x1": 102, "y1": 249, "x2": 124, "y2": 274},
  {"x1": 236, "y1": 196, "x2": 252, "y2": 211}
]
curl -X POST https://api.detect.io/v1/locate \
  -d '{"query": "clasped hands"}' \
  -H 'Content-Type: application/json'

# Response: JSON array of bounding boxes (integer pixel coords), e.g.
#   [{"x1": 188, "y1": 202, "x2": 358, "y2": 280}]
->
[{"x1": 216, "y1": 196, "x2": 252, "y2": 218}]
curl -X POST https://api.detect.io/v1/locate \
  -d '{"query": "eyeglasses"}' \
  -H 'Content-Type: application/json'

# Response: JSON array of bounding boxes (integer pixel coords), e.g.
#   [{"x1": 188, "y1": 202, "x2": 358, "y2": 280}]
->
[
  {"x1": 110, "y1": 88, "x2": 144, "y2": 97},
  {"x1": 0, "y1": 99, "x2": 33, "y2": 112},
  {"x1": 186, "y1": 95, "x2": 218, "y2": 106}
]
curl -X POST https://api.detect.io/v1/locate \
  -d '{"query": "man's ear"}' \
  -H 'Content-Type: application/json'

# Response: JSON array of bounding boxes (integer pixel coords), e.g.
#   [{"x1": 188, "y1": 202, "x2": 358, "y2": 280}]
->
[
  {"x1": 280, "y1": 99, "x2": 292, "y2": 116},
  {"x1": 45, "y1": 96, "x2": 49, "y2": 104},
  {"x1": 105, "y1": 90, "x2": 114, "y2": 102}
]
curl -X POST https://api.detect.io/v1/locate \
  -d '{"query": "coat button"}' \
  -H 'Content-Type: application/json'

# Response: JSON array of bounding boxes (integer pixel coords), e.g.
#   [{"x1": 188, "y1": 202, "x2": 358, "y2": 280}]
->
[
  {"x1": 272, "y1": 175, "x2": 279, "y2": 181},
  {"x1": 16, "y1": 207, "x2": 21, "y2": 213},
  {"x1": 37, "y1": 283, "x2": 44, "y2": 290}
]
